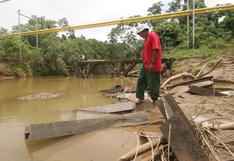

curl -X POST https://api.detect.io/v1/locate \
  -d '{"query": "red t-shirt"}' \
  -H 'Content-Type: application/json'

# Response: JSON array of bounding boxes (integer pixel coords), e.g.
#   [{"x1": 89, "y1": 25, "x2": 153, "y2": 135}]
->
[{"x1": 142, "y1": 32, "x2": 162, "y2": 72}]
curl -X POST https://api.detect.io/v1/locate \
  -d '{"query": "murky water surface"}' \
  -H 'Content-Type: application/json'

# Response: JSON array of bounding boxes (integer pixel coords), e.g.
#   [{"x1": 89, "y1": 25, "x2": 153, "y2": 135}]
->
[{"x1": 0, "y1": 76, "x2": 137, "y2": 161}]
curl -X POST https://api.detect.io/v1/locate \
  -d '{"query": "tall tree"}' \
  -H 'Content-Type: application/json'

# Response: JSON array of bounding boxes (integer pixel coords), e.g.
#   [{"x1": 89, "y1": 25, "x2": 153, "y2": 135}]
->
[
  {"x1": 168, "y1": 0, "x2": 182, "y2": 12},
  {"x1": 147, "y1": 1, "x2": 164, "y2": 15}
]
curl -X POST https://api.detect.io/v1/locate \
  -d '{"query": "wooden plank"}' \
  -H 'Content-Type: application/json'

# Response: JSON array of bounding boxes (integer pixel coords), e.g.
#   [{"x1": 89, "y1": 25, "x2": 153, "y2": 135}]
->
[
  {"x1": 25, "y1": 117, "x2": 117, "y2": 140},
  {"x1": 155, "y1": 99, "x2": 167, "y2": 119},
  {"x1": 160, "y1": 112, "x2": 209, "y2": 161},
  {"x1": 84, "y1": 102, "x2": 134, "y2": 114},
  {"x1": 167, "y1": 76, "x2": 213, "y2": 89},
  {"x1": 213, "y1": 78, "x2": 234, "y2": 84},
  {"x1": 25, "y1": 111, "x2": 149, "y2": 140},
  {"x1": 191, "y1": 80, "x2": 213, "y2": 88},
  {"x1": 188, "y1": 85, "x2": 227, "y2": 96},
  {"x1": 160, "y1": 94, "x2": 197, "y2": 135}
]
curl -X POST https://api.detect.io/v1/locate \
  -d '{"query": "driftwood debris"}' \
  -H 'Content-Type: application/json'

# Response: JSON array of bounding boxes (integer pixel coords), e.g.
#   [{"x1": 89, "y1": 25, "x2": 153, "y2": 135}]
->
[
  {"x1": 165, "y1": 76, "x2": 213, "y2": 89},
  {"x1": 25, "y1": 111, "x2": 149, "y2": 140},
  {"x1": 100, "y1": 85, "x2": 123, "y2": 93},
  {"x1": 188, "y1": 85, "x2": 227, "y2": 96},
  {"x1": 195, "y1": 63, "x2": 208, "y2": 78},
  {"x1": 140, "y1": 145, "x2": 164, "y2": 161},
  {"x1": 157, "y1": 94, "x2": 209, "y2": 161},
  {"x1": 198, "y1": 59, "x2": 222, "y2": 78},
  {"x1": 119, "y1": 139, "x2": 159, "y2": 161},
  {"x1": 200, "y1": 121, "x2": 234, "y2": 130},
  {"x1": 161, "y1": 72, "x2": 196, "y2": 89},
  {"x1": 161, "y1": 59, "x2": 222, "y2": 90}
]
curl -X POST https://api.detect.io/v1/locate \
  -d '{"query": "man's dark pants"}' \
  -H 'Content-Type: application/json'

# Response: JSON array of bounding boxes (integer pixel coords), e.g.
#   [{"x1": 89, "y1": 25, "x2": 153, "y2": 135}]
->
[{"x1": 136, "y1": 65, "x2": 160, "y2": 101}]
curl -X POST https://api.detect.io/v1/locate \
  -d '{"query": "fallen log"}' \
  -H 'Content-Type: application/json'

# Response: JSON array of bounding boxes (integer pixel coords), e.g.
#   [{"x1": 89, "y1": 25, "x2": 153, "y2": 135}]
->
[
  {"x1": 202, "y1": 122, "x2": 234, "y2": 130},
  {"x1": 161, "y1": 72, "x2": 196, "y2": 89},
  {"x1": 119, "y1": 139, "x2": 159, "y2": 161},
  {"x1": 166, "y1": 76, "x2": 213, "y2": 89}
]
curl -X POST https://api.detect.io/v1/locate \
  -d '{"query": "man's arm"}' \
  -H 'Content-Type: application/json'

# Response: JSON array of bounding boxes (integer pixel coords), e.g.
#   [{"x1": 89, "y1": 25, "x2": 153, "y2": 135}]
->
[{"x1": 150, "y1": 49, "x2": 158, "y2": 72}]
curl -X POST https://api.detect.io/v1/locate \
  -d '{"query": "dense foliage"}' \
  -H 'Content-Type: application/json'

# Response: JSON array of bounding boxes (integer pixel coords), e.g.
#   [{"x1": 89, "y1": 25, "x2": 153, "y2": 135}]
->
[{"x1": 0, "y1": 0, "x2": 233, "y2": 76}]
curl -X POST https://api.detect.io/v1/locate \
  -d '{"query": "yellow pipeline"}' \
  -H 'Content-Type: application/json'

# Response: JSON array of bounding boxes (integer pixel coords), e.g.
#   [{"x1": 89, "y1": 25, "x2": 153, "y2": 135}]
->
[{"x1": 2, "y1": 4, "x2": 234, "y2": 38}]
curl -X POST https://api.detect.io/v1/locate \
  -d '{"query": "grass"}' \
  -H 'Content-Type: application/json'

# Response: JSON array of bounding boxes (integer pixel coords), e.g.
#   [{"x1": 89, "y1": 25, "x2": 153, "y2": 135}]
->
[
  {"x1": 167, "y1": 39, "x2": 234, "y2": 75},
  {"x1": 166, "y1": 39, "x2": 234, "y2": 60}
]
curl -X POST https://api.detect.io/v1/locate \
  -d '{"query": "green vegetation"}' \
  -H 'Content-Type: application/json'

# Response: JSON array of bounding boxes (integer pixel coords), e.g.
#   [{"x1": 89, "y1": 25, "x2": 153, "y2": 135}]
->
[
  {"x1": 0, "y1": 0, "x2": 233, "y2": 77},
  {"x1": 169, "y1": 39, "x2": 234, "y2": 60}
]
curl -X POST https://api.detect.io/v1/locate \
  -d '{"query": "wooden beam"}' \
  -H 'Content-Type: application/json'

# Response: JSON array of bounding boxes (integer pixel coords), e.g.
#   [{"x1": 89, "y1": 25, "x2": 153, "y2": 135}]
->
[
  {"x1": 76, "y1": 58, "x2": 174, "y2": 77},
  {"x1": 87, "y1": 63, "x2": 98, "y2": 78},
  {"x1": 160, "y1": 112, "x2": 209, "y2": 161},
  {"x1": 25, "y1": 111, "x2": 149, "y2": 140},
  {"x1": 191, "y1": 80, "x2": 214, "y2": 88},
  {"x1": 157, "y1": 94, "x2": 209, "y2": 161},
  {"x1": 158, "y1": 94, "x2": 196, "y2": 135},
  {"x1": 118, "y1": 62, "x2": 124, "y2": 75},
  {"x1": 110, "y1": 63, "x2": 119, "y2": 74},
  {"x1": 188, "y1": 85, "x2": 227, "y2": 96},
  {"x1": 123, "y1": 62, "x2": 137, "y2": 76}
]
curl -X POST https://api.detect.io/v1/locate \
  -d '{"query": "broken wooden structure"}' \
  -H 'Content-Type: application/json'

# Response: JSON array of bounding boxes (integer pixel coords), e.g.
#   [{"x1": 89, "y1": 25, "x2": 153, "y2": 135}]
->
[{"x1": 76, "y1": 58, "x2": 174, "y2": 78}]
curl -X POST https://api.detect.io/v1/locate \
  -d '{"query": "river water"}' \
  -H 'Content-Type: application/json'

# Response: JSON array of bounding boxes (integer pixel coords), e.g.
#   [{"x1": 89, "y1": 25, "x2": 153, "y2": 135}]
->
[{"x1": 0, "y1": 76, "x2": 137, "y2": 161}]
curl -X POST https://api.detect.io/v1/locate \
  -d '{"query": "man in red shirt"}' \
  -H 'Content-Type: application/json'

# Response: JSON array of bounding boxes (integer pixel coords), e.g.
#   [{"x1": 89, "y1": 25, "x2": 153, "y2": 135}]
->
[{"x1": 135, "y1": 24, "x2": 162, "y2": 105}]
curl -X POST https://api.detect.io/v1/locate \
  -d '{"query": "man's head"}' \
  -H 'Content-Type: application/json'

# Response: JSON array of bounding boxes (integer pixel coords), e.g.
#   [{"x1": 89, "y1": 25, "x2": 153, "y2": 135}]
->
[{"x1": 136, "y1": 24, "x2": 149, "y2": 38}]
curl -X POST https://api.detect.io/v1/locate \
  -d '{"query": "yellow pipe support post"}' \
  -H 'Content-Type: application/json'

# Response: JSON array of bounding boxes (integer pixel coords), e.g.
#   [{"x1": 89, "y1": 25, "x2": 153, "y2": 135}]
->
[{"x1": 1, "y1": 4, "x2": 234, "y2": 38}]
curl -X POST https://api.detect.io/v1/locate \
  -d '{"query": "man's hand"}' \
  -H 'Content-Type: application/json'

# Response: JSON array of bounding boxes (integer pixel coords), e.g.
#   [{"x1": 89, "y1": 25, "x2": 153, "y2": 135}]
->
[{"x1": 150, "y1": 63, "x2": 155, "y2": 72}]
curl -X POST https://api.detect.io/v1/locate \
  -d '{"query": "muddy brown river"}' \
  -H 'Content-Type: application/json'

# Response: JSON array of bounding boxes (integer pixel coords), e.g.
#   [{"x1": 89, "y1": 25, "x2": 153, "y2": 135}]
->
[{"x1": 0, "y1": 76, "x2": 138, "y2": 161}]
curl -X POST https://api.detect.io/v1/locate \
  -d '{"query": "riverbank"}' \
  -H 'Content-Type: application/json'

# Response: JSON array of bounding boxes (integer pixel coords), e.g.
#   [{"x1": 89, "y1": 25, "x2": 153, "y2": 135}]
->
[
  {"x1": 0, "y1": 50, "x2": 233, "y2": 160},
  {"x1": 1, "y1": 40, "x2": 233, "y2": 78}
]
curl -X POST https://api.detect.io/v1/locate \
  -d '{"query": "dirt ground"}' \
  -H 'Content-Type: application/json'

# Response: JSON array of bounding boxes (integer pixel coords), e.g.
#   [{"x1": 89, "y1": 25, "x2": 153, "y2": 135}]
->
[
  {"x1": 161, "y1": 52, "x2": 234, "y2": 161},
  {"x1": 169, "y1": 52, "x2": 234, "y2": 120},
  {"x1": 132, "y1": 52, "x2": 234, "y2": 160}
]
